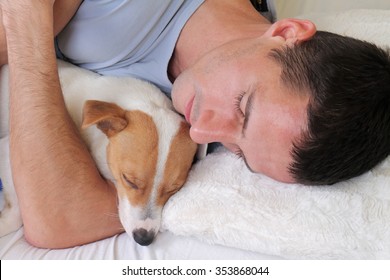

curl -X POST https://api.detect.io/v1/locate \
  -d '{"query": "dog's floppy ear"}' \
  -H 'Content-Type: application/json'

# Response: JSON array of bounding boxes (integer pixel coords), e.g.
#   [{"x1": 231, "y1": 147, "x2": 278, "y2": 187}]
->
[{"x1": 82, "y1": 100, "x2": 128, "y2": 137}]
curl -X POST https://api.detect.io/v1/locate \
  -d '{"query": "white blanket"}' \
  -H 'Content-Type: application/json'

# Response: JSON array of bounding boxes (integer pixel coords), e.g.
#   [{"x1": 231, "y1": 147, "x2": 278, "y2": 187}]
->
[{"x1": 161, "y1": 9, "x2": 390, "y2": 259}]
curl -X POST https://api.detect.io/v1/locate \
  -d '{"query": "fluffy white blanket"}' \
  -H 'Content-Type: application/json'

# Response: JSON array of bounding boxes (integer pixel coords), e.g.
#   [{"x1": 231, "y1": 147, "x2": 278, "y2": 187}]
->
[{"x1": 161, "y1": 9, "x2": 390, "y2": 259}]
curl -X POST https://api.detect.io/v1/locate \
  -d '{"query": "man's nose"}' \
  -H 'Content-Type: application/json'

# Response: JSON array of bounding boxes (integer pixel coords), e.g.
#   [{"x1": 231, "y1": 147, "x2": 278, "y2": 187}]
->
[{"x1": 189, "y1": 110, "x2": 240, "y2": 144}]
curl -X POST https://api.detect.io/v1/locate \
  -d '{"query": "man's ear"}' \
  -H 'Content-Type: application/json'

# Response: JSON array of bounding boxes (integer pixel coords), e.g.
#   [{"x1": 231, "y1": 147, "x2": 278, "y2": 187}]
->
[
  {"x1": 82, "y1": 100, "x2": 128, "y2": 137},
  {"x1": 264, "y1": 18, "x2": 316, "y2": 44}
]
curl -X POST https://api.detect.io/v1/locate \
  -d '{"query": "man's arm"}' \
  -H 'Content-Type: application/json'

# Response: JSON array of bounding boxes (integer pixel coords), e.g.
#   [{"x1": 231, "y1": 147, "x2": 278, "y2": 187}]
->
[
  {"x1": 0, "y1": 0, "x2": 82, "y2": 65},
  {"x1": 1, "y1": 0, "x2": 123, "y2": 249}
]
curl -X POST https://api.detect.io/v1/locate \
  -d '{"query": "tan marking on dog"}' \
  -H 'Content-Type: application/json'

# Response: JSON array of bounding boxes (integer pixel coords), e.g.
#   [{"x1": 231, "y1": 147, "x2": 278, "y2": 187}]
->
[
  {"x1": 82, "y1": 100, "x2": 127, "y2": 137},
  {"x1": 157, "y1": 121, "x2": 197, "y2": 206},
  {"x1": 107, "y1": 110, "x2": 158, "y2": 207}
]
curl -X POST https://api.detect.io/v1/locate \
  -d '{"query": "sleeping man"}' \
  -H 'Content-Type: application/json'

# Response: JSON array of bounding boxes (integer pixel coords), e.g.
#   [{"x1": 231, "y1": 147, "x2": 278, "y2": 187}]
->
[{"x1": 0, "y1": 0, "x2": 389, "y2": 248}]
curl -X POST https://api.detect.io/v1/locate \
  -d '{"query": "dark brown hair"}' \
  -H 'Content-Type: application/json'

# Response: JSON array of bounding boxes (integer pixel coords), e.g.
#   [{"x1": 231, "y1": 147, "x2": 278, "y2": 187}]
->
[{"x1": 269, "y1": 31, "x2": 390, "y2": 185}]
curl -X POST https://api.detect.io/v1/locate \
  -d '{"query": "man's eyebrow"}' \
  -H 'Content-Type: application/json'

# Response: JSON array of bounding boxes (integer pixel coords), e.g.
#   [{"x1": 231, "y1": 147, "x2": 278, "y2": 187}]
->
[{"x1": 242, "y1": 90, "x2": 254, "y2": 138}]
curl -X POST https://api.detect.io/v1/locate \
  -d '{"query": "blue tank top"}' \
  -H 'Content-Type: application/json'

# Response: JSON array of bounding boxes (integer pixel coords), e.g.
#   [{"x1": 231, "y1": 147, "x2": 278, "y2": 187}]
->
[{"x1": 56, "y1": 0, "x2": 205, "y2": 94}]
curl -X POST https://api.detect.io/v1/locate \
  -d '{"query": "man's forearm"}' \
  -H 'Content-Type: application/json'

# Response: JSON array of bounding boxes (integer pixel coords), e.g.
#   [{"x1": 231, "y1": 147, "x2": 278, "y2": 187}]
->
[{"x1": 2, "y1": 2, "x2": 122, "y2": 248}]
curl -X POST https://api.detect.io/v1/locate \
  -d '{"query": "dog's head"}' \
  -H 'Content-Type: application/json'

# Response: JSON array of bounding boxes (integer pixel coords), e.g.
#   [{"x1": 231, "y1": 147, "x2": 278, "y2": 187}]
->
[{"x1": 81, "y1": 100, "x2": 197, "y2": 246}]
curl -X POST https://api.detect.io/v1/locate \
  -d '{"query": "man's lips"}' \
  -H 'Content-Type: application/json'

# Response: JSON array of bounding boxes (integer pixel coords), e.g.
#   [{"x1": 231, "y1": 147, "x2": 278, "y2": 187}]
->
[{"x1": 184, "y1": 96, "x2": 195, "y2": 124}]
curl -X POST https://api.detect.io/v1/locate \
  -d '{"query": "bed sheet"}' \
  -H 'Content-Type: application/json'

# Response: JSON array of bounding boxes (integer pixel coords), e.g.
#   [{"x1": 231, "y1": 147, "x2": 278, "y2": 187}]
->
[{"x1": 0, "y1": 206, "x2": 282, "y2": 260}]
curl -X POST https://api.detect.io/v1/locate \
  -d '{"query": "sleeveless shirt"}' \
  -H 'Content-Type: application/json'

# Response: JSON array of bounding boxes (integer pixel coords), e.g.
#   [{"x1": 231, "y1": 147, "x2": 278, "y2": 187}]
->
[{"x1": 56, "y1": 0, "x2": 205, "y2": 94}]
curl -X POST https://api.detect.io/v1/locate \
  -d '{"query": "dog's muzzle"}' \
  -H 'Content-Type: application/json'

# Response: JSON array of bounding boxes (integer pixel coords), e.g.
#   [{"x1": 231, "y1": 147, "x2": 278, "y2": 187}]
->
[{"x1": 119, "y1": 199, "x2": 162, "y2": 246}]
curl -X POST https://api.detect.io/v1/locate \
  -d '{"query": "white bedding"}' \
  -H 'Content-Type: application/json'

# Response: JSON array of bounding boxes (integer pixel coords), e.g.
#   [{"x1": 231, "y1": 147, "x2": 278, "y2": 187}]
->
[
  {"x1": 0, "y1": 227, "x2": 281, "y2": 260},
  {"x1": 1, "y1": 9, "x2": 390, "y2": 260}
]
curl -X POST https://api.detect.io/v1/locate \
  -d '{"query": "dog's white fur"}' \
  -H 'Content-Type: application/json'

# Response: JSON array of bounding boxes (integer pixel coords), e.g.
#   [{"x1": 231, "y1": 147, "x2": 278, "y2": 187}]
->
[{"x1": 0, "y1": 60, "x2": 196, "y2": 245}]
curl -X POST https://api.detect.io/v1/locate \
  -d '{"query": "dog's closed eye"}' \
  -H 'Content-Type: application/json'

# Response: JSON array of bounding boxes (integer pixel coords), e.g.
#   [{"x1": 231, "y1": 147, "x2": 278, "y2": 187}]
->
[{"x1": 122, "y1": 174, "x2": 139, "y2": 190}]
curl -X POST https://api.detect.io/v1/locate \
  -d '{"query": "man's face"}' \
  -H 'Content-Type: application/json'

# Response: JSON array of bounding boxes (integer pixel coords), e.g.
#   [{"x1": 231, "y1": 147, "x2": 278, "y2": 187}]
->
[{"x1": 172, "y1": 35, "x2": 309, "y2": 183}]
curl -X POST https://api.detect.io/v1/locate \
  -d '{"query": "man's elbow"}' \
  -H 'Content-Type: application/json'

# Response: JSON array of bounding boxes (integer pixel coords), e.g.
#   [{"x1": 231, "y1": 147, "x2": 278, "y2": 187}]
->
[{"x1": 23, "y1": 219, "x2": 82, "y2": 249}]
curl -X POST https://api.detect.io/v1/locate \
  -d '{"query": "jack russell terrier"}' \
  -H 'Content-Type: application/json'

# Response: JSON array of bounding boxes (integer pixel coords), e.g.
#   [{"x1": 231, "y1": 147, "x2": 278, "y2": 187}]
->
[{"x1": 0, "y1": 60, "x2": 197, "y2": 246}]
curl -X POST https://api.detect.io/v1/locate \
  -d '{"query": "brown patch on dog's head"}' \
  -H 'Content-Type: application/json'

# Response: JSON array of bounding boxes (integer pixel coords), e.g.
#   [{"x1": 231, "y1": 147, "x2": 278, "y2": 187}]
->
[
  {"x1": 82, "y1": 100, "x2": 128, "y2": 137},
  {"x1": 157, "y1": 121, "x2": 197, "y2": 206},
  {"x1": 107, "y1": 110, "x2": 159, "y2": 207},
  {"x1": 82, "y1": 100, "x2": 158, "y2": 207}
]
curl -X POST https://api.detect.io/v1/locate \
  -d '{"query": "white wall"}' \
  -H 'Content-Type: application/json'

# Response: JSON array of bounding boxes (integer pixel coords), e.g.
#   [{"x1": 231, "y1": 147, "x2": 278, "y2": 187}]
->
[{"x1": 274, "y1": 0, "x2": 390, "y2": 19}]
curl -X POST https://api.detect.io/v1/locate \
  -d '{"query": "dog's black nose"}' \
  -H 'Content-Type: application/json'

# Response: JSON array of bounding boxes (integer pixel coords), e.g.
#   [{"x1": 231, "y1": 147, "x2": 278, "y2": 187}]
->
[{"x1": 132, "y1": 228, "x2": 155, "y2": 246}]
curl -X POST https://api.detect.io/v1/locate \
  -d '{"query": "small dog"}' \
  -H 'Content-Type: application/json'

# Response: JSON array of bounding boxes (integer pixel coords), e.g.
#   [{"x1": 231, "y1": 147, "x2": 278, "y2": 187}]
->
[{"x1": 0, "y1": 61, "x2": 197, "y2": 246}]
